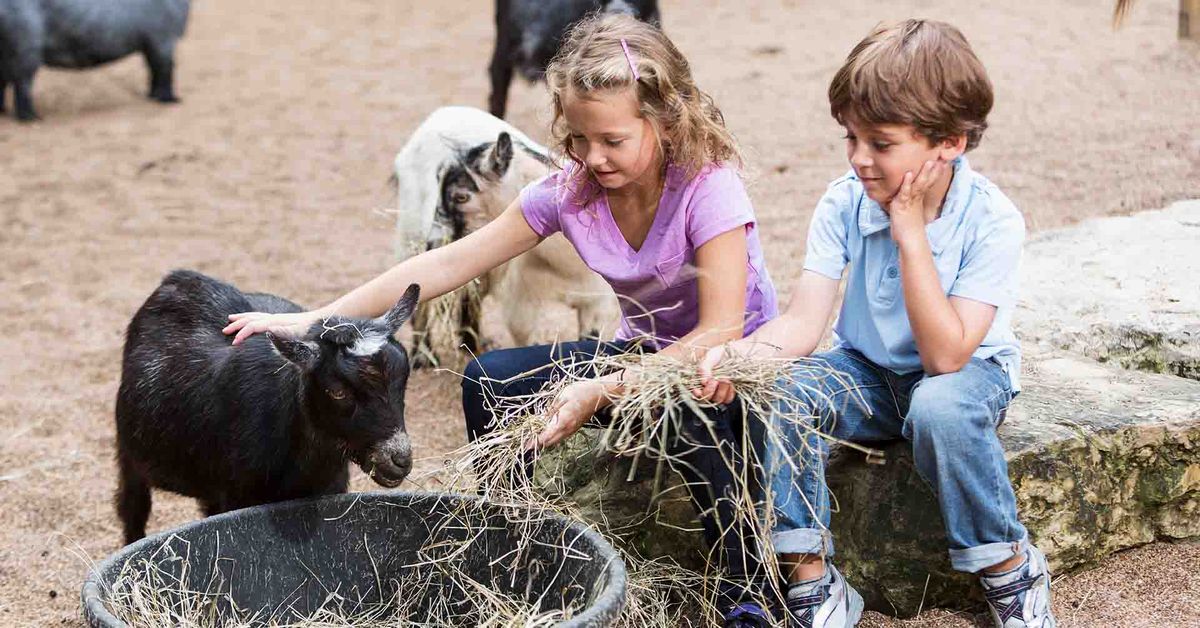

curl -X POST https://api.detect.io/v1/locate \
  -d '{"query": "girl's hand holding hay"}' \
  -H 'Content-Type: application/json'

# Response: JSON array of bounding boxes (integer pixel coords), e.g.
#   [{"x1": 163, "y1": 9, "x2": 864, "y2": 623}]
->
[
  {"x1": 528, "y1": 361, "x2": 643, "y2": 450},
  {"x1": 692, "y1": 338, "x2": 781, "y2": 404},
  {"x1": 527, "y1": 378, "x2": 613, "y2": 450},
  {"x1": 693, "y1": 343, "x2": 735, "y2": 404}
]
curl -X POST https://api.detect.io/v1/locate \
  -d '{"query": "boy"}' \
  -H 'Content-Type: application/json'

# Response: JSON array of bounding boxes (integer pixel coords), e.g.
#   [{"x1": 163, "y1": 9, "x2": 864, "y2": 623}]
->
[{"x1": 695, "y1": 19, "x2": 1055, "y2": 628}]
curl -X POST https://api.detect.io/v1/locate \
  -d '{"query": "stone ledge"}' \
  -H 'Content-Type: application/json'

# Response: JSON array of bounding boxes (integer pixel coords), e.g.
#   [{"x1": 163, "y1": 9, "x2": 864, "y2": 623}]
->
[
  {"x1": 536, "y1": 351, "x2": 1200, "y2": 615},
  {"x1": 828, "y1": 350, "x2": 1200, "y2": 615},
  {"x1": 535, "y1": 201, "x2": 1200, "y2": 616}
]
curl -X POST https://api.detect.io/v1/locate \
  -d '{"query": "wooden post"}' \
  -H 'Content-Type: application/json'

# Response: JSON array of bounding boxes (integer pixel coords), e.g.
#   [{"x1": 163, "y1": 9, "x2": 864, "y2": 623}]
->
[{"x1": 1183, "y1": 0, "x2": 1200, "y2": 39}]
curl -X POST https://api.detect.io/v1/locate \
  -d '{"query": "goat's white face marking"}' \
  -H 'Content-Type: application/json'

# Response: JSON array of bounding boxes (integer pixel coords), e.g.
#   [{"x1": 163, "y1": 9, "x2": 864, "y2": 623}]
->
[{"x1": 347, "y1": 333, "x2": 388, "y2": 357}]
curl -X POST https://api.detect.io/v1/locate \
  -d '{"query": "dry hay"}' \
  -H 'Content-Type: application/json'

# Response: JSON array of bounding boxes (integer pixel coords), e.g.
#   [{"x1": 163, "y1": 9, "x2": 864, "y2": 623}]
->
[
  {"x1": 433, "y1": 338, "x2": 879, "y2": 626},
  {"x1": 100, "y1": 511, "x2": 578, "y2": 627},
  {"x1": 410, "y1": 278, "x2": 484, "y2": 369},
  {"x1": 100, "y1": 338, "x2": 871, "y2": 626},
  {"x1": 408, "y1": 230, "x2": 486, "y2": 370}
]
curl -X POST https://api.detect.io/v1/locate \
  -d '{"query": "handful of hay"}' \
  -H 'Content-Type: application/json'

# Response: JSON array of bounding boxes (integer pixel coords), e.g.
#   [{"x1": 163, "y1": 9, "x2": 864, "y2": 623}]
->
[{"x1": 434, "y1": 340, "x2": 878, "y2": 625}]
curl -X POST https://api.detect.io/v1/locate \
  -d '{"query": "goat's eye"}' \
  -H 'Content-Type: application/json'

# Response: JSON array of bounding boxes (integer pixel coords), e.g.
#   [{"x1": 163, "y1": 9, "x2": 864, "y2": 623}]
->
[
  {"x1": 327, "y1": 387, "x2": 349, "y2": 401},
  {"x1": 451, "y1": 191, "x2": 471, "y2": 205}
]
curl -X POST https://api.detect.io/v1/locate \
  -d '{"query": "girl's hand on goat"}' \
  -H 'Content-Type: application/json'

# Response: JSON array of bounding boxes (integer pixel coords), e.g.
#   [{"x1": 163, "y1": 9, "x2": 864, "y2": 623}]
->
[
  {"x1": 527, "y1": 380, "x2": 608, "y2": 451},
  {"x1": 223, "y1": 311, "x2": 320, "y2": 345},
  {"x1": 692, "y1": 342, "x2": 737, "y2": 405}
]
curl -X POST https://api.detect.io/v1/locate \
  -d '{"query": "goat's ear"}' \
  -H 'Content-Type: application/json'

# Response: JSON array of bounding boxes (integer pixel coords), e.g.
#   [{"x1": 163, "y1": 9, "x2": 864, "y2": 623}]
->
[
  {"x1": 269, "y1": 333, "x2": 320, "y2": 371},
  {"x1": 383, "y1": 283, "x2": 421, "y2": 331},
  {"x1": 483, "y1": 133, "x2": 514, "y2": 180}
]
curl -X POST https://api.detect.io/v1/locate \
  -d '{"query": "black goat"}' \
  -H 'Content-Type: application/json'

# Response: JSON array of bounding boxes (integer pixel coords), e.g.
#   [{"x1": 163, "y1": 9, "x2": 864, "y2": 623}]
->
[
  {"x1": 114, "y1": 270, "x2": 418, "y2": 544},
  {"x1": 0, "y1": 0, "x2": 189, "y2": 121},
  {"x1": 488, "y1": 0, "x2": 659, "y2": 118}
]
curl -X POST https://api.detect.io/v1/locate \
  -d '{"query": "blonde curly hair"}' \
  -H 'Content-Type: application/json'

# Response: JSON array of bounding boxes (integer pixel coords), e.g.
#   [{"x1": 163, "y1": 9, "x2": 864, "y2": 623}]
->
[{"x1": 545, "y1": 13, "x2": 743, "y2": 197}]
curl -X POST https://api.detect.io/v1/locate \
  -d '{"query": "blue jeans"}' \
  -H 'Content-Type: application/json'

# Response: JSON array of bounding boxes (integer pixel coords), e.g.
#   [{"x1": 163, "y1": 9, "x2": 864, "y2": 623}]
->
[
  {"x1": 768, "y1": 348, "x2": 1026, "y2": 573},
  {"x1": 462, "y1": 339, "x2": 770, "y2": 607}
]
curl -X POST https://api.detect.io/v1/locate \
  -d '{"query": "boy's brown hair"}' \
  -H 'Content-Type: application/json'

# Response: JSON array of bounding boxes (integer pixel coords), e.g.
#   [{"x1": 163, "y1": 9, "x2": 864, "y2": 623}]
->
[{"x1": 829, "y1": 19, "x2": 994, "y2": 151}]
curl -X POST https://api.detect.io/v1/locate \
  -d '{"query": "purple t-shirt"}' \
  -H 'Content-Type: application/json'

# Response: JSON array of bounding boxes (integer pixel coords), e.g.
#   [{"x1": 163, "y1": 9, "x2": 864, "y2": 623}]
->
[{"x1": 520, "y1": 163, "x2": 778, "y2": 349}]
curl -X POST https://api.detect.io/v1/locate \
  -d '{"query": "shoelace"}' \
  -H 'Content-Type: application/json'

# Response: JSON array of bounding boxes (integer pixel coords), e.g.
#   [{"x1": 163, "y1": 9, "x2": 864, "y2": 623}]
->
[
  {"x1": 786, "y1": 587, "x2": 829, "y2": 628},
  {"x1": 984, "y1": 572, "x2": 1044, "y2": 624}
]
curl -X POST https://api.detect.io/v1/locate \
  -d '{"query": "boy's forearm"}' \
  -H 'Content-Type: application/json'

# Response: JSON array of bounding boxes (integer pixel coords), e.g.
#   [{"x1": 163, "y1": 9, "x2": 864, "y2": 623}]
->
[
  {"x1": 741, "y1": 270, "x2": 840, "y2": 359},
  {"x1": 736, "y1": 312, "x2": 820, "y2": 359},
  {"x1": 896, "y1": 233, "x2": 970, "y2": 374},
  {"x1": 590, "y1": 315, "x2": 745, "y2": 409}
]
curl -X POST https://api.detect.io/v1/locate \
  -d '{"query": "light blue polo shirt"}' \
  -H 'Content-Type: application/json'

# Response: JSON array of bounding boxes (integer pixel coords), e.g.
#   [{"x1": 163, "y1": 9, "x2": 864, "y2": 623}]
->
[{"x1": 805, "y1": 157, "x2": 1024, "y2": 390}]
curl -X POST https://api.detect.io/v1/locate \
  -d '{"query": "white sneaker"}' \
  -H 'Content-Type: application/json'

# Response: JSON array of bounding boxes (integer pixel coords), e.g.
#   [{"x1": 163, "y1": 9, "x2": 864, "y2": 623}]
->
[
  {"x1": 785, "y1": 562, "x2": 864, "y2": 628},
  {"x1": 980, "y1": 545, "x2": 1057, "y2": 628}
]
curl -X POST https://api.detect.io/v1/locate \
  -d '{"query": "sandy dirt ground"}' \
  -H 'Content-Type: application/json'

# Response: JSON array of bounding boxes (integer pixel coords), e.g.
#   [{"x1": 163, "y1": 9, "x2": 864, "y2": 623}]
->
[{"x1": 2, "y1": 0, "x2": 1198, "y2": 625}]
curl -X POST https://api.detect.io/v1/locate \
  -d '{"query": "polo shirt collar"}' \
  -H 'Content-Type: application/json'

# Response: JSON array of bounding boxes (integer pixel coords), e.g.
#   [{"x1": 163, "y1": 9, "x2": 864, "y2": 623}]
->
[{"x1": 856, "y1": 156, "x2": 975, "y2": 254}]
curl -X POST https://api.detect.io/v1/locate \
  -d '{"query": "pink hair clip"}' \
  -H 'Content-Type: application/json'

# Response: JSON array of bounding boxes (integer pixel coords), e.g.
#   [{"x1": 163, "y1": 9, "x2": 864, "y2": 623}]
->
[{"x1": 620, "y1": 38, "x2": 640, "y2": 81}]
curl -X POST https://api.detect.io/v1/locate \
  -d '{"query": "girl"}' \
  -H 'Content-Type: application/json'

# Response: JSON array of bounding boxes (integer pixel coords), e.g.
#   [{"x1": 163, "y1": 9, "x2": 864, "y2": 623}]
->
[{"x1": 225, "y1": 14, "x2": 778, "y2": 626}]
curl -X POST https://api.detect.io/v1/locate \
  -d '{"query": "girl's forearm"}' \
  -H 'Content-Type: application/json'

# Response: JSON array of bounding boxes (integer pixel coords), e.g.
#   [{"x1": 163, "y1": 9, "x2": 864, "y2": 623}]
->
[
  {"x1": 317, "y1": 209, "x2": 536, "y2": 320},
  {"x1": 592, "y1": 319, "x2": 741, "y2": 406},
  {"x1": 589, "y1": 312, "x2": 747, "y2": 409},
  {"x1": 317, "y1": 244, "x2": 464, "y2": 319},
  {"x1": 663, "y1": 315, "x2": 746, "y2": 361}
]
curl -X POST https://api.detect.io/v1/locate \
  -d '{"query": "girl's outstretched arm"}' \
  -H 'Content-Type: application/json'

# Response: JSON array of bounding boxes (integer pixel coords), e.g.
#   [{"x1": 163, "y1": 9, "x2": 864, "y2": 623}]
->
[{"x1": 223, "y1": 199, "x2": 542, "y2": 344}]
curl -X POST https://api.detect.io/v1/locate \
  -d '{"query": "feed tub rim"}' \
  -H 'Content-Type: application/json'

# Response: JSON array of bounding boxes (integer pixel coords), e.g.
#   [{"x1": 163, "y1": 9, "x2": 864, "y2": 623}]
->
[{"x1": 81, "y1": 489, "x2": 627, "y2": 627}]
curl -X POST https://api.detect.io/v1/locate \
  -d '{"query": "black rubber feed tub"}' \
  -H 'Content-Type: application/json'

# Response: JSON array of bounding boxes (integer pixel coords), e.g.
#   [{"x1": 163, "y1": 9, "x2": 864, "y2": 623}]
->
[{"x1": 82, "y1": 491, "x2": 626, "y2": 627}]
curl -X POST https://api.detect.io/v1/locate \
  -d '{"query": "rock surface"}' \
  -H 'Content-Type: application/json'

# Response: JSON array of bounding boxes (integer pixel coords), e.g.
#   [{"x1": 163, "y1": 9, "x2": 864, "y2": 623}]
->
[
  {"x1": 535, "y1": 202, "x2": 1200, "y2": 615},
  {"x1": 1016, "y1": 199, "x2": 1200, "y2": 380},
  {"x1": 827, "y1": 350, "x2": 1200, "y2": 615}
]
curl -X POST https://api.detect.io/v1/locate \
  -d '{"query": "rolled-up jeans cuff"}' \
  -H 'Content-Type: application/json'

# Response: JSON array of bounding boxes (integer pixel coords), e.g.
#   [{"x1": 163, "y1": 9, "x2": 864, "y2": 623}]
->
[
  {"x1": 771, "y1": 528, "x2": 835, "y2": 557},
  {"x1": 949, "y1": 535, "x2": 1028, "y2": 573}
]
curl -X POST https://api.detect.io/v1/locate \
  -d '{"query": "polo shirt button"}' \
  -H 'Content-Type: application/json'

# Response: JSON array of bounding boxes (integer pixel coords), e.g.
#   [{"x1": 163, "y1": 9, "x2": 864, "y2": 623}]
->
[{"x1": 887, "y1": 266, "x2": 899, "y2": 278}]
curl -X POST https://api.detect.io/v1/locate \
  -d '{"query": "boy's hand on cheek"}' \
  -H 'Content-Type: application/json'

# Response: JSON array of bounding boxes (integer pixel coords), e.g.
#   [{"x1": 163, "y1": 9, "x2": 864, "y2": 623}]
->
[{"x1": 888, "y1": 160, "x2": 945, "y2": 244}]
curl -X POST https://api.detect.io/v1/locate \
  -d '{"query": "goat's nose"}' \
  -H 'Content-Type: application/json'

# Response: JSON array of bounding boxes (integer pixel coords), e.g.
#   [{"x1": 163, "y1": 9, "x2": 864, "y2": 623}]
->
[{"x1": 391, "y1": 451, "x2": 412, "y2": 471}]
